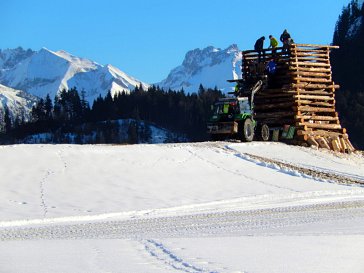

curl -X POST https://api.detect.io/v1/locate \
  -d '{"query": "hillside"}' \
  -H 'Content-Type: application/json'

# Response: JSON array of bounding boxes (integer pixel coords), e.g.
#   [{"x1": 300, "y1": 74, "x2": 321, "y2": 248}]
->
[{"x1": 0, "y1": 142, "x2": 363, "y2": 272}]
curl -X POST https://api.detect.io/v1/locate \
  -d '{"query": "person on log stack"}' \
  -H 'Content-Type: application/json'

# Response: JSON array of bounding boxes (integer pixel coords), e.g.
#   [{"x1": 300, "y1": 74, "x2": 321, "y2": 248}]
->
[
  {"x1": 280, "y1": 29, "x2": 291, "y2": 53},
  {"x1": 254, "y1": 36, "x2": 265, "y2": 62},
  {"x1": 265, "y1": 59, "x2": 277, "y2": 75},
  {"x1": 265, "y1": 58, "x2": 277, "y2": 88},
  {"x1": 268, "y1": 35, "x2": 278, "y2": 57}
]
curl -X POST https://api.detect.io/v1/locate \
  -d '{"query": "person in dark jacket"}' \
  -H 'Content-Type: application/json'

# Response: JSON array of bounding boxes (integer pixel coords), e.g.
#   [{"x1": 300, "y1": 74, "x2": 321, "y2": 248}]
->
[
  {"x1": 280, "y1": 29, "x2": 291, "y2": 53},
  {"x1": 254, "y1": 36, "x2": 265, "y2": 62}
]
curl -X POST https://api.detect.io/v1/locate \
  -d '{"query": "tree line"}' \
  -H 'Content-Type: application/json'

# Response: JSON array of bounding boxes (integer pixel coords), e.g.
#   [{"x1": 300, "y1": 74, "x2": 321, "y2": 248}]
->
[
  {"x1": 0, "y1": 85, "x2": 223, "y2": 144},
  {"x1": 331, "y1": 0, "x2": 364, "y2": 150}
]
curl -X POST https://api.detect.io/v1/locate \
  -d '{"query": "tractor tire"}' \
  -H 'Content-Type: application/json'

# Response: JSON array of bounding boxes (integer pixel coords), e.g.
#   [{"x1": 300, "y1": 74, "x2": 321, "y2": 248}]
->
[
  {"x1": 258, "y1": 123, "x2": 270, "y2": 141},
  {"x1": 241, "y1": 118, "x2": 254, "y2": 142}
]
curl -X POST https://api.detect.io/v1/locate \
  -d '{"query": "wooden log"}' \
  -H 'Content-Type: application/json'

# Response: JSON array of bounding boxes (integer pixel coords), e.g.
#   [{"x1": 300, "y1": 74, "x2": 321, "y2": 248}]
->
[
  {"x1": 293, "y1": 77, "x2": 332, "y2": 83},
  {"x1": 335, "y1": 136, "x2": 343, "y2": 151},
  {"x1": 307, "y1": 136, "x2": 319, "y2": 148},
  {"x1": 290, "y1": 67, "x2": 332, "y2": 73},
  {"x1": 339, "y1": 137, "x2": 348, "y2": 153},
  {"x1": 294, "y1": 43, "x2": 339, "y2": 49},
  {"x1": 331, "y1": 138, "x2": 341, "y2": 152},
  {"x1": 290, "y1": 57, "x2": 330, "y2": 62},
  {"x1": 296, "y1": 106, "x2": 336, "y2": 113},
  {"x1": 293, "y1": 52, "x2": 330, "y2": 57},
  {"x1": 295, "y1": 115, "x2": 339, "y2": 121},
  {"x1": 345, "y1": 138, "x2": 355, "y2": 152},
  {"x1": 294, "y1": 94, "x2": 334, "y2": 100},
  {"x1": 299, "y1": 122, "x2": 342, "y2": 130},
  {"x1": 290, "y1": 71, "x2": 331, "y2": 78},
  {"x1": 297, "y1": 130, "x2": 347, "y2": 138},
  {"x1": 290, "y1": 54, "x2": 329, "y2": 60},
  {"x1": 290, "y1": 62, "x2": 331, "y2": 67},
  {"x1": 316, "y1": 136, "x2": 331, "y2": 149},
  {"x1": 292, "y1": 83, "x2": 340, "y2": 89},
  {"x1": 296, "y1": 50, "x2": 330, "y2": 55},
  {"x1": 326, "y1": 137, "x2": 335, "y2": 150},
  {"x1": 295, "y1": 90, "x2": 335, "y2": 95},
  {"x1": 296, "y1": 100, "x2": 335, "y2": 107}
]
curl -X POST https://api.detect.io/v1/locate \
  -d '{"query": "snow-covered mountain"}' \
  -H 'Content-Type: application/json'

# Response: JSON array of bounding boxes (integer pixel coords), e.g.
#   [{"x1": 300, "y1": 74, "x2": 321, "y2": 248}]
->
[
  {"x1": 0, "y1": 84, "x2": 38, "y2": 124},
  {"x1": 156, "y1": 44, "x2": 242, "y2": 93},
  {"x1": 0, "y1": 47, "x2": 35, "y2": 70},
  {"x1": 0, "y1": 47, "x2": 149, "y2": 103}
]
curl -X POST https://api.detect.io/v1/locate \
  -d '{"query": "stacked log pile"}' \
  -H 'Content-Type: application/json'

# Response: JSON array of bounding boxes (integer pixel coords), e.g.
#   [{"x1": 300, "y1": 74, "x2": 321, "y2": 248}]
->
[{"x1": 241, "y1": 44, "x2": 354, "y2": 153}]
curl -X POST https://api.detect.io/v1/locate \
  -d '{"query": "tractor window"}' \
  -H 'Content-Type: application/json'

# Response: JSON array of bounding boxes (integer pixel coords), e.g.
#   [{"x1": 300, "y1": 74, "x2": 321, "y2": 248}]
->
[
  {"x1": 212, "y1": 101, "x2": 239, "y2": 115},
  {"x1": 212, "y1": 104, "x2": 224, "y2": 115},
  {"x1": 239, "y1": 100, "x2": 251, "y2": 114}
]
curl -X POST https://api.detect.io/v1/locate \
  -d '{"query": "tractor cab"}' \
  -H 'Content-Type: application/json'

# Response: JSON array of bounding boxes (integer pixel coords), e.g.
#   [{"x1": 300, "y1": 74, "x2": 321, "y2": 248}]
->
[
  {"x1": 207, "y1": 80, "x2": 263, "y2": 142},
  {"x1": 209, "y1": 96, "x2": 254, "y2": 122}
]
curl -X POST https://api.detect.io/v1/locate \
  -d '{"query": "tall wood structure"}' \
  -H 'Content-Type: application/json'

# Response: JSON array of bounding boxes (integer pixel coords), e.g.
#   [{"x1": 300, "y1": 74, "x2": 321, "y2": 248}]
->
[{"x1": 241, "y1": 44, "x2": 354, "y2": 152}]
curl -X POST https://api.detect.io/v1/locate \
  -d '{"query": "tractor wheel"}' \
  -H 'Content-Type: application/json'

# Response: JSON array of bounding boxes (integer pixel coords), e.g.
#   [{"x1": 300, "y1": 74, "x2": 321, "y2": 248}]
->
[
  {"x1": 241, "y1": 118, "x2": 254, "y2": 142},
  {"x1": 258, "y1": 124, "x2": 270, "y2": 141}
]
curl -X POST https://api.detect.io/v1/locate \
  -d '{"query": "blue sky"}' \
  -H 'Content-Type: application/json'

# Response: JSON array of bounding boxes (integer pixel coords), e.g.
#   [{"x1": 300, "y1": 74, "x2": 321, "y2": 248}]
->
[{"x1": 1, "y1": 0, "x2": 350, "y2": 83}]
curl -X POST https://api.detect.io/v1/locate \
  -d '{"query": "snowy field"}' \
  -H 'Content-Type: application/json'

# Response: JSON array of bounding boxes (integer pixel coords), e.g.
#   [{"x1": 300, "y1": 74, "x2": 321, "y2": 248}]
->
[{"x1": 0, "y1": 142, "x2": 364, "y2": 273}]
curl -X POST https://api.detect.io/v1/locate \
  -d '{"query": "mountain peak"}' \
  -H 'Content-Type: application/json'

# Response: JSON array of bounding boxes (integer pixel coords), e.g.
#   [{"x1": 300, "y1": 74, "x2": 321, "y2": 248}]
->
[
  {"x1": 227, "y1": 44, "x2": 239, "y2": 52},
  {"x1": 0, "y1": 47, "x2": 149, "y2": 103},
  {"x1": 0, "y1": 47, "x2": 35, "y2": 70},
  {"x1": 182, "y1": 46, "x2": 220, "y2": 67},
  {"x1": 157, "y1": 44, "x2": 242, "y2": 93}
]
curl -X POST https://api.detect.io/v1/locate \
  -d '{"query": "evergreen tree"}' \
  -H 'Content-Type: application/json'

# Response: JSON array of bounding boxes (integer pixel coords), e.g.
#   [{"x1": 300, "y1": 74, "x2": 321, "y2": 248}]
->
[
  {"x1": 332, "y1": 0, "x2": 364, "y2": 149},
  {"x1": 44, "y1": 94, "x2": 53, "y2": 120},
  {"x1": 4, "y1": 107, "x2": 12, "y2": 133},
  {"x1": 127, "y1": 120, "x2": 139, "y2": 144}
]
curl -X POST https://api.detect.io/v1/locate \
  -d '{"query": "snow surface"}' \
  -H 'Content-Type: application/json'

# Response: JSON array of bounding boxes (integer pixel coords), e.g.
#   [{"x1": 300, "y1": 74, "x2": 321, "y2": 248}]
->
[{"x1": 0, "y1": 141, "x2": 364, "y2": 272}]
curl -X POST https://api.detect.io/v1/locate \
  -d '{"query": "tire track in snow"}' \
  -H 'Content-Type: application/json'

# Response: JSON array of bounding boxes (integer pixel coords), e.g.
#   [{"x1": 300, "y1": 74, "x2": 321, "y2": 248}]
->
[
  {"x1": 222, "y1": 145, "x2": 364, "y2": 187},
  {"x1": 1, "y1": 200, "x2": 363, "y2": 241},
  {"x1": 143, "y1": 239, "x2": 218, "y2": 273},
  {"x1": 186, "y1": 147, "x2": 299, "y2": 193}
]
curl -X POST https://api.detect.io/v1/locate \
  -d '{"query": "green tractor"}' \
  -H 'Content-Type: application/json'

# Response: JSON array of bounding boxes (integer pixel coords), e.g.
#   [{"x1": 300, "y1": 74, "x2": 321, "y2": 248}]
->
[{"x1": 207, "y1": 80, "x2": 270, "y2": 142}]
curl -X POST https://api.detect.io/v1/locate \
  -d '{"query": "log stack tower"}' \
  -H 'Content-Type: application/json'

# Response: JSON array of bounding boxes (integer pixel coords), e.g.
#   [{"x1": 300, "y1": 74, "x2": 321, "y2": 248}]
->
[{"x1": 241, "y1": 44, "x2": 354, "y2": 152}]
